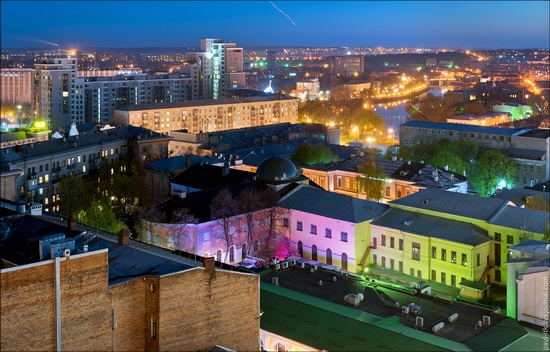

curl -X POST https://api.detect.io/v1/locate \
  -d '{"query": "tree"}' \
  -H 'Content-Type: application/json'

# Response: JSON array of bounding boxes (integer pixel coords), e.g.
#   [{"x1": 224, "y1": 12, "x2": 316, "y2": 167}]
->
[
  {"x1": 167, "y1": 208, "x2": 198, "y2": 252},
  {"x1": 210, "y1": 189, "x2": 238, "y2": 262},
  {"x1": 525, "y1": 195, "x2": 550, "y2": 212},
  {"x1": 356, "y1": 155, "x2": 386, "y2": 201},
  {"x1": 58, "y1": 174, "x2": 93, "y2": 220},
  {"x1": 236, "y1": 188, "x2": 265, "y2": 257},
  {"x1": 469, "y1": 149, "x2": 515, "y2": 197},
  {"x1": 138, "y1": 206, "x2": 197, "y2": 251},
  {"x1": 257, "y1": 189, "x2": 291, "y2": 261},
  {"x1": 77, "y1": 199, "x2": 126, "y2": 234},
  {"x1": 292, "y1": 143, "x2": 338, "y2": 165}
]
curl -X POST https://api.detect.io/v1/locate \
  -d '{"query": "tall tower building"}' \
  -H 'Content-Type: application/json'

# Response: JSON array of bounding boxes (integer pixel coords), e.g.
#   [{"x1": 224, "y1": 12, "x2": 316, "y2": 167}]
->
[
  {"x1": 34, "y1": 54, "x2": 77, "y2": 130},
  {"x1": 266, "y1": 50, "x2": 277, "y2": 74},
  {"x1": 187, "y1": 39, "x2": 246, "y2": 100}
]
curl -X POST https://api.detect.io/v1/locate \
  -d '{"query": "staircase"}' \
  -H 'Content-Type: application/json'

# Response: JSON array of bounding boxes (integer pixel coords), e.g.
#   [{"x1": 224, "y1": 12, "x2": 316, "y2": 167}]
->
[
  {"x1": 359, "y1": 245, "x2": 374, "y2": 269},
  {"x1": 479, "y1": 260, "x2": 495, "y2": 283}
]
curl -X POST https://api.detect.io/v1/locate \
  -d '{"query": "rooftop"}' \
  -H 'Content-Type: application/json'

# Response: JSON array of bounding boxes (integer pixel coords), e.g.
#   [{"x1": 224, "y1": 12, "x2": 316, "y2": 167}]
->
[
  {"x1": 391, "y1": 188, "x2": 510, "y2": 221},
  {"x1": 116, "y1": 95, "x2": 297, "y2": 112},
  {"x1": 170, "y1": 163, "x2": 256, "y2": 190},
  {"x1": 371, "y1": 208, "x2": 490, "y2": 246},
  {"x1": 401, "y1": 120, "x2": 527, "y2": 136},
  {"x1": 280, "y1": 184, "x2": 389, "y2": 223},
  {"x1": 488, "y1": 206, "x2": 549, "y2": 234},
  {"x1": 261, "y1": 266, "x2": 524, "y2": 348}
]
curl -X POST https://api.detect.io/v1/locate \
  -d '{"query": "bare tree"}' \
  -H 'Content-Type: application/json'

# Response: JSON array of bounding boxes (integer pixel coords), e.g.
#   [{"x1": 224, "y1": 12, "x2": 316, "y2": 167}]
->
[
  {"x1": 210, "y1": 189, "x2": 238, "y2": 262},
  {"x1": 236, "y1": 188, "x2": 265, "y2": 257},
  {"x1": 169, "y1": 208, "x2": 198, "y2": 252},
  {"x1": 139, "y1": 207, "x2": 167, "y2": 244},
  {"x1": 257, "y1": 189, "x2": 291, "y2": 260}
]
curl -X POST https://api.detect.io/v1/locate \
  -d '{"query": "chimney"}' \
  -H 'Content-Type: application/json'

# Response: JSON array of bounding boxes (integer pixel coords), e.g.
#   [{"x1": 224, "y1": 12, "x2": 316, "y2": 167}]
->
[
  {"x1": 186, "y1": 154, "x2": 192, "y2": 168},
  {"x1": 67, "y1": 217, "x2": 76, "y2": 232},
  {"x1": 118, "y1": 228, "x2": 129, "y2": 246},
  {"x1": 444, "y1": 164, "x2": 449, "y2": 171},
  {"x1": 204, "y1": 256, "x2": 215, "y2": 272},
  {"x1": 391, "y1": 155, "x2": 397, "y2": 162}
]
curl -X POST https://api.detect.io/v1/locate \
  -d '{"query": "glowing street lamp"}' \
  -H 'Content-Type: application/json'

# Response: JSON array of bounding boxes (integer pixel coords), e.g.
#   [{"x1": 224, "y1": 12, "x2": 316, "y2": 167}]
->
[
  {"x1": 366, "y1": 137, "x2": 374, "y2": 148},
  {"x1": 388, "y1": 128, "x2": 394, "y2": 145}
]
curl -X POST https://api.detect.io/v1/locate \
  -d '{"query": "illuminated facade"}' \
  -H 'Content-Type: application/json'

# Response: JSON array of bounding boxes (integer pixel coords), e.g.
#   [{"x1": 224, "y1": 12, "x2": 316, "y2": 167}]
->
[
  {"x1": 0, "y1": 68, "x2": 35, "y2": 112},
  {"x1": 329, "y1": 55, "x2": 364, "y2": 77},
  {"x1": 34, "y1": 55, "x2": 77, "y2": 130},
  {"x1": 112, "y1": 95, "x2": 299, "y2": 134}
]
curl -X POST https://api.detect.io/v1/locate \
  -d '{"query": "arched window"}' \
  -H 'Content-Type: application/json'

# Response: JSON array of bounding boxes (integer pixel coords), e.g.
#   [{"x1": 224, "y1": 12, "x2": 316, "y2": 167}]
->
[
  {"x1": 216, "y1": 249, "x2": 222, "y2": 262},
  {"x1": 341, "y1": 252, "x2": 348, "y2": 271},
  {"x1": 242, "y1": 243, "x2": 247, "y2": 260},
  {"x1": 326, "y1": 248, "x2": 332, "y2": 265},
  {"x1": 229, "y1": 246, "x2": 235, "y2": 262},
  {"x1": 312, "y1": 245, "x2": 318, "y2": 261},
  {"x1": 297, "y1": 241, "x2": 303, "y2": 257}
]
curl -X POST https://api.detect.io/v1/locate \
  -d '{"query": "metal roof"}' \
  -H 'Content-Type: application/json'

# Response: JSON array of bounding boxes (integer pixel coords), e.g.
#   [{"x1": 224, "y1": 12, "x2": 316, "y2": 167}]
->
[
  {"x1": 391, "y1": 188, "x2": 510, "y2": 221},
  {"x1": 280, "y1": 184, "x2": 389, "y2": 223},
  {"x1": 401, "y1": 120, "x2": 526, "y2": 135},
  {"x1": 371, "y1": 208, "x2": 490, "y2": 246},
  {"x1": 489, "y1": 206, "x2": 549, "y2": 234},
  {"x1": 116, "y1": 95, "x2": 297, "y2": 111}
]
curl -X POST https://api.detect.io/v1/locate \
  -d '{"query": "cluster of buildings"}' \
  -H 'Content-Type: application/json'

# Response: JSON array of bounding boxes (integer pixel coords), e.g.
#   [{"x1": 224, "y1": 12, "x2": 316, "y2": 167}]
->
[
  {"x1": 2, "y1": 39, "x2": 302, "y2": 132},
  {"x1": 399, "y1": 120, "x2": 550, "y2": 188}
]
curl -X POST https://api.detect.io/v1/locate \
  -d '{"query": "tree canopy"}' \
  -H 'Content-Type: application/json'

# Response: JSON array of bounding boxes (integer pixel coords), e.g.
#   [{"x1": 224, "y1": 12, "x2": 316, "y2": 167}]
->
[{"x1": 292, "y1": 143, "x2": 338, "y2": 165}]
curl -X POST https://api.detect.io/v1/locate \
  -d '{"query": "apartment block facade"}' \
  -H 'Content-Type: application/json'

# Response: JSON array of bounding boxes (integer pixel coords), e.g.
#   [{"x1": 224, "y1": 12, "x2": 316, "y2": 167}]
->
[
  {"x1": 112, "y1": 95, "x2": 299, "y2": 134},
  {"x1": 0, "y1": 68, "x2": 35, "y2": 110}
]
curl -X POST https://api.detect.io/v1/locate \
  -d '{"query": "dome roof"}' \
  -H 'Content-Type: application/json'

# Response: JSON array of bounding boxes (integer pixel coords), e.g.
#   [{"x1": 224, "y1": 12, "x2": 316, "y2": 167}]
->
[{"x1": 256, "y1": 156, "x2": 297, "y2": 184}]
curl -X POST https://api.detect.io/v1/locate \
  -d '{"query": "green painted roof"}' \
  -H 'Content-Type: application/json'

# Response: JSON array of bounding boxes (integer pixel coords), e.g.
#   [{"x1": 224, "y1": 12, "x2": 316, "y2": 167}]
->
[
  {"x1": 260, "y1": 283, "x2": 453, "y2": 351},
  {"x1": 459, "y1": 279, "x2": 490, "y2": 291},
  {"x1": 463, "y1": 318, "x2": 527, "y2": 351}
]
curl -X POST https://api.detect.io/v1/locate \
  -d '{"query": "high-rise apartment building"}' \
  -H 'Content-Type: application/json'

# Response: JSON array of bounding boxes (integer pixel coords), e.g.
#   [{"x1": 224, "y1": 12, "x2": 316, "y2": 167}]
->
[
  {"x1": 187, "y1": 39, "x2": 246, "y2": 100},
  {"x1": 0, "y1": 68, "x2": 35, "y2": 112},
  {"x1": 329, "y1": 55, "x2": 364, "y2": 77},
  {"x1": 72, "y1": 73, "x2": 196, "y2": 124},
  {"x1": 34, "y1": 55, "x2": 77, "y2": 130}
]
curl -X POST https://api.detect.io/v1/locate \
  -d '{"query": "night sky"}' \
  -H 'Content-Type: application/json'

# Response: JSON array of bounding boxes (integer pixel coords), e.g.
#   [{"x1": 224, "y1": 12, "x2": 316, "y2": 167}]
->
[{"x1": 1, "y1": 1, "x2": 549, "y2": 49}]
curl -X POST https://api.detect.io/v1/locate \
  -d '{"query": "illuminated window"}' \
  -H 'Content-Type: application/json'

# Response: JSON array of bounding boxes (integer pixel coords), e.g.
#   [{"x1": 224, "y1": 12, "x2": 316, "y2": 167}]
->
[
  {"x1": 451, "y1": 251, "x2": 457, "y2": 263},
  {"x1": 412, "y1": 242, "x2": 420, "y2": 260},
  {"x1": 462, "y1": 254, "x2": 467, "y2": 266},
  {"x1": 432, "y1": 246, "x2": 437, "y2": 259}
]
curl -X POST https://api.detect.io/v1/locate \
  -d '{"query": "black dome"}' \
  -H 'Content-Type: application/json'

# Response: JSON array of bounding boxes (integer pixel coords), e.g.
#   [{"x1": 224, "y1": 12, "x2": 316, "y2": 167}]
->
[{"x1": 256, "y1": 156, "x2": 297, "y2": 183}]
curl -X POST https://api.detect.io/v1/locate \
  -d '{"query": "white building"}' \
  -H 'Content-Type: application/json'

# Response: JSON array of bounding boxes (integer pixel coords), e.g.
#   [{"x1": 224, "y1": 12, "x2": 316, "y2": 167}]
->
[
  {"x1": 34, "y1": 55, "x2": 77, "y2": 130},
  {"x1": 186, "y1": 38, "x2": 246, "y2": 100}
]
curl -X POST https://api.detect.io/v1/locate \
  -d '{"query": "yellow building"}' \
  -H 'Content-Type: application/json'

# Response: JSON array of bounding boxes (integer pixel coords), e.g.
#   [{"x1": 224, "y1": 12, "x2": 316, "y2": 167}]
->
[{"x1": 112, "y1": 95, "x2": 298, "y2": 134}]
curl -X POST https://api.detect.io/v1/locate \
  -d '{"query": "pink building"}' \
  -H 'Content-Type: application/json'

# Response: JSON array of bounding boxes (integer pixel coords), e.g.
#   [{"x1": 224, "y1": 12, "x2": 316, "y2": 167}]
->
[{"x1": 0, "y1": 68, "x2": 35, "y2": 112}]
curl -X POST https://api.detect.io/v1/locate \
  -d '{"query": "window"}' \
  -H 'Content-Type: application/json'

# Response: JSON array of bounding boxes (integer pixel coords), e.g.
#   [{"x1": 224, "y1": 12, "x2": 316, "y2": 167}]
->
[
  {"x1": 476, "y1": 253, "x2": 481, "y2": 266},
  {"x1": 283, "y1": 218, "x2": 289, "y2": 227},
  {"x1": 325, "y1": 228, "x2": 332, "y2": 238},
  {"x1": 345, "y1": 178, "x2": 350, "y2": 189},
  {"x1": 203, "y1": 232, "x2": 210, "y2": 242},
  {"x1": 399, "y1": 239, "x2": 403, "y2": 250},
  {"x1": 410, "y1": 268, "x2": 415, "y2": 276},
  {"x1": 385, "y1": 186, "x2": 390, "y2": 197},
  {"x1": 151, "y1": 317, "x2": 156, "y2": 338},
  {"x1": 507, "y1": 235, "x2": 513, "y2": 244},
  {"x1": 417, "y1": 270, "x2": 422, "y2": 279},
  {"x1": 310, "y1": 224, "x2": 317, "y2": 235},
  {"x1": 451, "y1": 275, "x2": 456, "y2": 287},
  {"x1": 441, "y1": 249, "x2": 447, "y2": 261},
  {"x1": 390, "y1": 237, "x2": 395, "y2": 248},
  {"x1": 381, "y1": 256, "x2": 386, "y2": 268},
  {"x1": 381, "y1": 234, "x2": 386, "y2": 246},
  {"x1": 296, "y1": 221, "x2": 303, "y2": 231},
  {"x1": 412, "y1": 242, "x2": 420, "y2": 260},
  {"x1": 399, "y1": 261, "x2": 403, "y2": 272},
  {"x1": 495, "y1": 270, "x2": 501, "y2": 282},
  {"x1": 462, "y1": 253, "x2": 467, "y2": 266},
  {"x1": 390, "y1": 258, "x2": 394, "y2": 270},
  {"x1": 432, "y1": 269, "x2": 436, "y2": 281},
  {"x1": 441, "y1": 272, "x2": 446, "y2": 285},
  {"x1": 451, "y1": 251, "x2": 457, "y2": 263},
  {"x1": 495, "y1": 233, "x2": 501, "y2": 242},
  {"x1": 432, "y1": 246, "x2": 437, "y2": 259},
  {"x1": 337, "y1": 176, "x2": 342, "y2": 188},
  {"x1": 340, "y1": 231, "x2": 348, "y2": 242},
  {"x1": 373, "y1": 254, "x2": 377, "y2": 265}
]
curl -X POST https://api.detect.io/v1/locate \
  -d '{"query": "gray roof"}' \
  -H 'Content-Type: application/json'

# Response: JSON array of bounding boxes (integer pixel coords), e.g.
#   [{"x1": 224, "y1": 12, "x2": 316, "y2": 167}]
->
[
  {"x1": 391, "y1": 188, "x2": 510, "y2": 221},
  {"x1": 371, "y1": 208, "x2": 490, "y2": 246},
  {"x1": 401, "y1": 120, "x2": 526, "y2": 135},
  {"x1": 116, "y1": 95, "x2": 297, "y2": 112},
  {"x1": 506, "y1": 147, "x2": 546, "y2": 160},
  {"x1": 0, "y1": 125, "x2": 171, "y2": 166},
  {"x1": 306, "y1": 156, "x2": 405, "y2": 177},
  {"x1": 144, "y1": 154, "x2": 222, "y2": 173},
  {"x1": 489, "y1": 206, "x2": 549, "y2": 234},
  {"x1": 280, "y1": 184, "x2": 389, "y2": 223},
  {"x1": 491, "y1": 188, "x2": 549, "y2": 207}
]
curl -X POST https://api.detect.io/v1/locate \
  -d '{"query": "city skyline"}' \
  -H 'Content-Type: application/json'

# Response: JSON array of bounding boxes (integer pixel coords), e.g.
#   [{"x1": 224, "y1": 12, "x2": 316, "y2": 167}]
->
[{"x1": 1, "y1": 1, "x2": 549, "y2": 49}]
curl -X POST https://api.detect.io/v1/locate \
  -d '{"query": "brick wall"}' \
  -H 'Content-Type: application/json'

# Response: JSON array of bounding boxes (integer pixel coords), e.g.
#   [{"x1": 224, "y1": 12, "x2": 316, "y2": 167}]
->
[
  {"x1": 110, "y1": 278, "x2": 146, "y2": 351},
  {"x1": 158, "y1": 268, "x2": 259, "y2": 351}
]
